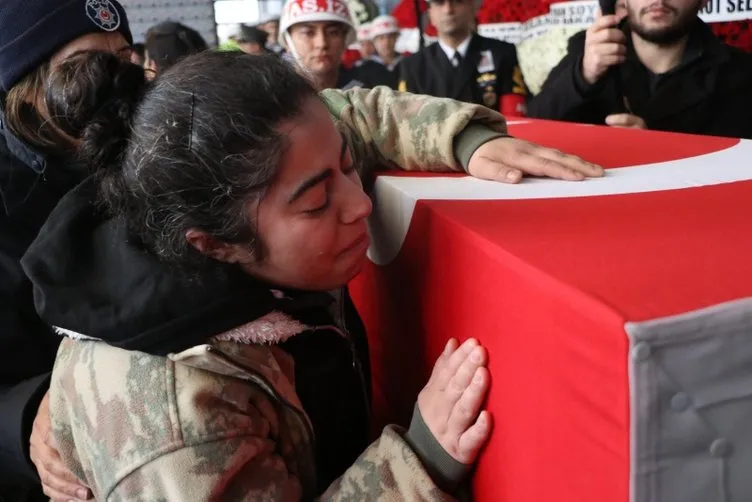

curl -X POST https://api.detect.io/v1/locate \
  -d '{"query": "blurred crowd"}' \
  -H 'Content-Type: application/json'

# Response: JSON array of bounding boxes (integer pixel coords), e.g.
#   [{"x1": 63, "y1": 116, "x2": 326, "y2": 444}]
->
[{"x1": 129, "y1": 0, "x2": 752, "y2": 138}]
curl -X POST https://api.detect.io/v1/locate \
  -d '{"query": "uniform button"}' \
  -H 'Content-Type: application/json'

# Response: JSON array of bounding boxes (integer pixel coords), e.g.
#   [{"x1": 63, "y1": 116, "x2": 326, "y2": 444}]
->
[
  {"x1": 631, "y1": 342, "x2": 652, "y2": 362},
  {"x1": 709, "y1": 438, "x2": 732, "y2": 458},
  {"x1": 670, "y1": 392, "x2": 691, "y2": 412}
]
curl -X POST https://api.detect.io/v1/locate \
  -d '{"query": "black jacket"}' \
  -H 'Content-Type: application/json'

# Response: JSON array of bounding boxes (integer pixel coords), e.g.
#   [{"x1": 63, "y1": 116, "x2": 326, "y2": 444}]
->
[
  {"x1": 0, "y1": 109, "x2": 84, "y2": 499},
  {"x1": 354, "y1": 58, "x2": 399, "y2": 89},
  {"x1": 338, "y1": 62, "x2": 395, "y2": 90},
  {"x1": 527, "y1": 20, "x2": 752, "y2": 139},
  {"x1": 398, "y1": 34, "x2": 528, "y2": 110},
  {"x1": 20, "y1": 178, "x2": 372, "y2": 492}
]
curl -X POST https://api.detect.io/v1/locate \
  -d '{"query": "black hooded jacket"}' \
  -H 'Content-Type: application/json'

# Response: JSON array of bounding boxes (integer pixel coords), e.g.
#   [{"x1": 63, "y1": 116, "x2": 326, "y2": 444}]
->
[
  {"x1": 527, "y1": 19, "x2": 752, "y2": 139},
  {"x1": 21, "y1": 178, "x2": 372, "y2": 491},
  {"x1": 0, "y1": 109, "x2": 83, "y2": 499}
]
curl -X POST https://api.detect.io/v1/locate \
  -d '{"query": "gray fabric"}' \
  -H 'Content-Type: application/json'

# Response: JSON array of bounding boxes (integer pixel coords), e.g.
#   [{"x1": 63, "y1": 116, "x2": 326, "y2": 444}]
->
[
  {"x1": 403, "y1": 403, "x2": 471, "y2": 493},
  {"x1": 626, "y1": 298, "x2": 752, "y2": 502},
  {"x1": 453, "y1": 124, "x2": 507, "y2": 172}
]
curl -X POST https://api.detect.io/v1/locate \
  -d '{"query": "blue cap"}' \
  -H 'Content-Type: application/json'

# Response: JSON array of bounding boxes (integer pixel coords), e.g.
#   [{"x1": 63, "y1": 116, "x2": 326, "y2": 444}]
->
[{"x1": 0, "y1": 0, "x2": 132, "y2": 91}]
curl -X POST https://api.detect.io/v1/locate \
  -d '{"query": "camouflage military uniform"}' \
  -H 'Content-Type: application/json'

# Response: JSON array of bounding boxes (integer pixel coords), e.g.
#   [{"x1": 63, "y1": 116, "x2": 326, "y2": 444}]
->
[{"x1": 49, "y1": 87, "x2": 508, "y2": 501}]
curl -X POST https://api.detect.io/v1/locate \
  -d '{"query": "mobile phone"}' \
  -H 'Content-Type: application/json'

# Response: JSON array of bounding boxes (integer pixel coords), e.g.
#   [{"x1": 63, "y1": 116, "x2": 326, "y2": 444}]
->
[{"x1": 599, "y1": 0, "x2": 616, "y2": 15}]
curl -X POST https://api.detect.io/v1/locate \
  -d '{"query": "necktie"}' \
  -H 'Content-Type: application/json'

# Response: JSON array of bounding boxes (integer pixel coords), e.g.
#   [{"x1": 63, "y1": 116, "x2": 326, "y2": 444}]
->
[{"x1": 452, "y1": 51, "x2": 462, "y2": 67}]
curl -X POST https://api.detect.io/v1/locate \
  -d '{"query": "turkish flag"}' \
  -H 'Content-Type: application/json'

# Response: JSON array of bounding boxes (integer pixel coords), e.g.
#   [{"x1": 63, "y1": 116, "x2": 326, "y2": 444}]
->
[{"x1": 351, "y1": 120, "x2": 752, "y2": 502}]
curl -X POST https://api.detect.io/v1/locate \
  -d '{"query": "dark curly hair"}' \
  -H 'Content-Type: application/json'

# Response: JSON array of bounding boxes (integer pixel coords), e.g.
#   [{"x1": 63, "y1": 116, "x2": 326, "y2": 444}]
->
[{"x1": 44, "y1": 50, "x2": 318, "y2": 269}]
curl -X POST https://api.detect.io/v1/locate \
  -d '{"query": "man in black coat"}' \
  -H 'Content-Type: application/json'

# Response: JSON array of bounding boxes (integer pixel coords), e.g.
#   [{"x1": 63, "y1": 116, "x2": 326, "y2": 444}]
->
[
  {"x1": 527, "y1": 0, "x2": 752, "y2": 139},
  {"x1": 398, "y1": 0, "x2": 528, "y2": 116}
]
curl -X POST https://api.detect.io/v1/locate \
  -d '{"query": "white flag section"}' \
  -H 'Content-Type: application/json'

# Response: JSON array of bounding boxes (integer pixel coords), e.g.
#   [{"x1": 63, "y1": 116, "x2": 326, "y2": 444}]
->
[
  {"x1": 366, "y1": 137, "x2": 752, "y2": 266},
  {"x1": 396, "y1": 0, "x2": 752, "y2": 52}
]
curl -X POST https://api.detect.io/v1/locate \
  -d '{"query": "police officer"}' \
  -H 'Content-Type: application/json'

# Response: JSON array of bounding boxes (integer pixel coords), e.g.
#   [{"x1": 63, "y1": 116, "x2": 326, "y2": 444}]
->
[
  {"x1": 399, "y1": 0, "x2": 528, "y2": 116},
  {"x1": 279, "y1": 0, "x2": 385, "y2": 90}
]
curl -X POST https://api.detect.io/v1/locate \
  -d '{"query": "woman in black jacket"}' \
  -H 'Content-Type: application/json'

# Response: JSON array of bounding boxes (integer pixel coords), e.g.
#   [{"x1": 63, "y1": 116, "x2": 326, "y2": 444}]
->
[
  {"x1": 0, "y1": 1, "x2": 132, "y2": 500},
  {"x1": 22, "y1": 50, "x2": 494, "y2": 500}
]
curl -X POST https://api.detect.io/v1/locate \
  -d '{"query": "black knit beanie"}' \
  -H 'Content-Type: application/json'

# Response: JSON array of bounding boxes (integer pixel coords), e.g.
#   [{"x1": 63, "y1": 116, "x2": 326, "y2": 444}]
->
[{"x1": 0, "y1": 0, "x2": 133, "y2": 92}]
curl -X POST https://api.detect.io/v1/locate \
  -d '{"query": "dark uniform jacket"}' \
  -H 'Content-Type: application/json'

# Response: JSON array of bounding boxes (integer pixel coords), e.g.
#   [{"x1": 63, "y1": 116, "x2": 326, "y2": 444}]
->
[
  {"x1": 355, "y1": 57, "x2": 400, "y2": 89},
  {"x1": 398, "y1": 34, "x2": 528, "y2": 112},
  {"x1": 0, "y1": 109, "x2": 81, "y2": 501},
  {"x1": 527, "y1": 19, "x2": 752, "y2": 139}
]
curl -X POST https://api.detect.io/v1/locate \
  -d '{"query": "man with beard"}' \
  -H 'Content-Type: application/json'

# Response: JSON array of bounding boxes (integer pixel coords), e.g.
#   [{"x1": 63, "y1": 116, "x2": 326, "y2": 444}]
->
[
  {"x1": 398, "y1": 0, "x2": 529, "y2": 116},
  {"x1": 527, "y1": 0, "x2": 752, "y2": 138}
]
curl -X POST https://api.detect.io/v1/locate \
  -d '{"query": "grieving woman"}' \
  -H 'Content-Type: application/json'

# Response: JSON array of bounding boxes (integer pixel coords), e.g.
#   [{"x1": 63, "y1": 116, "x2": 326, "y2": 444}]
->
[{"x1": 23, "y1": 51, "x2": 602, "y2": 500}]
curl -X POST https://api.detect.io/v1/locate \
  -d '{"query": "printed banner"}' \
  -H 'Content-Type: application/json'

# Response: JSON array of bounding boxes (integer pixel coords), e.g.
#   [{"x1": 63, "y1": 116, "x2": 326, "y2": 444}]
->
[{"x1": 396, "y1": 0, "x2": 752, "y2": 51}]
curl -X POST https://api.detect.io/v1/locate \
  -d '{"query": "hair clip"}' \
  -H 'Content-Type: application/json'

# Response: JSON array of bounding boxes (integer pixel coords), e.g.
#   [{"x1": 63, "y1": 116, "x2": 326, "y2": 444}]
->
[{"x1": 188, "y1": 92, "x2": 195, "y2": 152}]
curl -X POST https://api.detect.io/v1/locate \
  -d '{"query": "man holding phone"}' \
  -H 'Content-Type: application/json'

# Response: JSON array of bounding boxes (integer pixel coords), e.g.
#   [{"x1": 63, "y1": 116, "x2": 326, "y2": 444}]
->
[{"x1": 527, "y1": 0, "x2": 752, "y2": 139}]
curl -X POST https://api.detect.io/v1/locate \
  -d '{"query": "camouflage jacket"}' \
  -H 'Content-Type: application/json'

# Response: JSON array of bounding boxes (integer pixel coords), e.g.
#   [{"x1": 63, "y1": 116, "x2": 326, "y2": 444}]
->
[
  {"x1": 323, "y1": 86, "x2": 507, "y2": 178},
  {"x1": 49, "y1": 87, "x2": 508, "y2": 501}
]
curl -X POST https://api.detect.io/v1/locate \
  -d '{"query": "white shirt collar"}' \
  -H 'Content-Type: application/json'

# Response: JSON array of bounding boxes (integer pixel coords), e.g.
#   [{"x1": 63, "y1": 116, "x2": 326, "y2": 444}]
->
[{"x1": 438, "y1": 35, "x2": 472, "y2": 64}]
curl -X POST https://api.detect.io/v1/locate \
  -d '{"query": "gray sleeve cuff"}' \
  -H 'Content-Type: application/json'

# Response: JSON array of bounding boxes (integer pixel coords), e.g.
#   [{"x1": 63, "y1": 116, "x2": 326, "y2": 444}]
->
[
  {"x1": 403, "y1": 404, "x2": 471, "y2": 493},
  {"x1": 453, "y1": 124, "x2": 508, "y2": 172}
]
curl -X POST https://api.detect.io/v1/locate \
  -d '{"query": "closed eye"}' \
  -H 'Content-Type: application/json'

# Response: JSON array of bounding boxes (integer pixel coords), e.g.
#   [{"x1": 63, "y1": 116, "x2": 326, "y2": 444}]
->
[{"x1": 305, "y1": 200, "x2": 330, "y2": 215}]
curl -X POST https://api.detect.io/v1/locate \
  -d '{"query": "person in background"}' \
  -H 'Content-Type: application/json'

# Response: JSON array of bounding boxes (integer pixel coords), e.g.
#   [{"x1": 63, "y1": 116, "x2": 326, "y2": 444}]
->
[
  {"x1": 369, "y1": 15, "x2": 404, "y2": 71},
  {"x1": 25, "y1": 49, "x2": 603, "y2": 502},
  {"x1": 356, "y1": 15, "x2": 404, "y2": 88},
  {"x1": 130, "y1": 42, "x2": 146, "y2": 66},
  {"x1": 356, "y1": 22, "x2": 376, "y2": 60},
  {"x1": 278, "y1": 0, "x2": 385, "y2": 90},
  {"x1": 259, "y1": 15, "x2": 286, "y2": 55},
  {"x1": 236, "y1": 24, "x2": 270, "y2": 55},
  {"x1": 527, "y1": 0, "x2": 752, "y2": 138},
  {"x1": 144, "y1": 21, "x2": 207, "y2": 78},
  {"x1": 399, "y1": 0, "x2": 529, "y2": 116},
  {"x1": 0, "y1": 1, "x2": 132, "y2": 501}
]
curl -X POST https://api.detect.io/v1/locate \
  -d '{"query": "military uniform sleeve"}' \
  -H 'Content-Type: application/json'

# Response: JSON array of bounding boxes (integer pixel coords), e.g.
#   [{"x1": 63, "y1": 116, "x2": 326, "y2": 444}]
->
[
  {"x1": 320, "y1": 86, "x2": 507, "y2": 179},
  {"x1": 107, "y1": 427, "x2": 460, "y2": 502},
  {"x1": 106, "y1": 435, "x2": 306, "y2": 502},
  {"x1": 322, "y1": 427, "x2": 459, "y2": 501}
]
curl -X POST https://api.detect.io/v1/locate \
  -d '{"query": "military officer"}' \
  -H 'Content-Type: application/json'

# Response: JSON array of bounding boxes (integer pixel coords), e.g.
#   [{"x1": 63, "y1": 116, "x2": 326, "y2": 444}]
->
[{"x1": 398, "y1": 0, "x2": 528, "y2": 116}]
